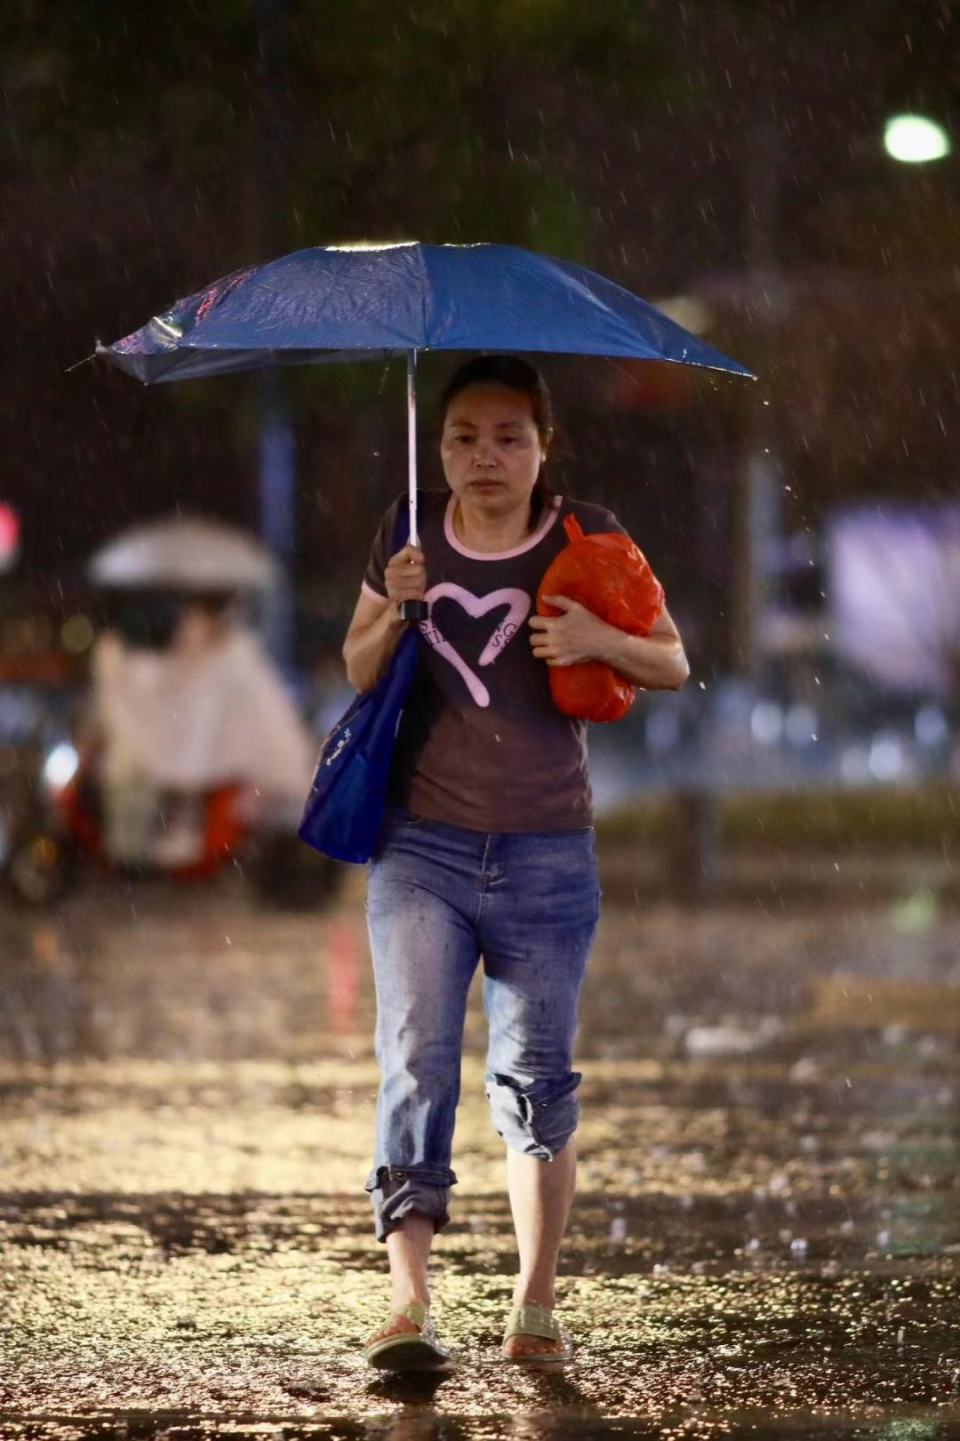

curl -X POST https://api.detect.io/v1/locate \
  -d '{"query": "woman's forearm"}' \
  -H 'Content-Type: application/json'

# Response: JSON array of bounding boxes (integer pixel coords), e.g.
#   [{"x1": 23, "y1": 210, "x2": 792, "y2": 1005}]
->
[
  {"x1": 343, "y1": 603, "x2": 408, "y2": 693},
  {"x1": 594, "y1": 625, "x2": 690, "y2": 691}
]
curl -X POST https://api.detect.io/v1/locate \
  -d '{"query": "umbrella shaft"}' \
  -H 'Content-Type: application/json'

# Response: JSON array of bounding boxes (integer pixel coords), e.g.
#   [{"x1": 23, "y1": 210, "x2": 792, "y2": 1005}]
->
[{"x1": 407, "y1": 350, "x2": 418, "y2": 547}]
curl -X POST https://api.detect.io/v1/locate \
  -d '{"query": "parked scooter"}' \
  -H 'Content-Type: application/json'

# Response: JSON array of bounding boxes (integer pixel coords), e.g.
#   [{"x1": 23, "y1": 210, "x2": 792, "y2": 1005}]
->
[{"x1": 1, "y1": 737, "x2": 341, "y2": 908}]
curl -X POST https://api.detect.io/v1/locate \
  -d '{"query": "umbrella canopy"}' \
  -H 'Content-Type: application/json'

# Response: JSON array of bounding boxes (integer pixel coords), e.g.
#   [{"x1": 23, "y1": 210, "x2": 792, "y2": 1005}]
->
[
  {"x1": 89, "y1": 516, "x2": 277, "y2": 591},
  {"x1": 99, "y1": 242, "x2": 754, "y2": 560},
  {"x1": 100, "y1": 242, "x2": 754, "y2": 384}
]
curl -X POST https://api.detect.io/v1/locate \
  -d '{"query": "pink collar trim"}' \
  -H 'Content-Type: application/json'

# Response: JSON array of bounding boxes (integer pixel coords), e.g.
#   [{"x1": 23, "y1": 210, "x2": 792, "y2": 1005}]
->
[{"x1": 444, "y1": 495, "x2": 562, "y2": 560}]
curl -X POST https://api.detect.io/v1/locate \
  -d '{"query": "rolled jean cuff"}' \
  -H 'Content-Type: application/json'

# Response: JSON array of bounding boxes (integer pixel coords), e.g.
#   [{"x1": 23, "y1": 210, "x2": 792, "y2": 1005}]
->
[
  {"x1": 364, "y1": 1163, "x2": 458, "y2": 1243},
  {"x1": 485, "y1": 1070, "x2": 582, "y2": 1160}
]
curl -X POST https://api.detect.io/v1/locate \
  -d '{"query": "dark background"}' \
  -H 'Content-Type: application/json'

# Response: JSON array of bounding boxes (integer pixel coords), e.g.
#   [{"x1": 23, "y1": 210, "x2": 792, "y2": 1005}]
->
[{"x1": 4, "y1": 0, "x2": 959, "y2": 669}]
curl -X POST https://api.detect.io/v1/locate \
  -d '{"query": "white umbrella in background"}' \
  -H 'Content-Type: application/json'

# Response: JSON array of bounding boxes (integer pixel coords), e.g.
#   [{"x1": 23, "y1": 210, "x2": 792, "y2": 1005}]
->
[{"x1": 89, "y1": 516, "x2": 277, "y2": 591}]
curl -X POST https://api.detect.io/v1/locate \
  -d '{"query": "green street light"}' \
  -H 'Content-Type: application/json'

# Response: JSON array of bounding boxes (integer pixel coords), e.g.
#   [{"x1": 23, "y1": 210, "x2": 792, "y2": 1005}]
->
[{"x1": 884, "y1": 113, "x2": 951, "y2": 163}]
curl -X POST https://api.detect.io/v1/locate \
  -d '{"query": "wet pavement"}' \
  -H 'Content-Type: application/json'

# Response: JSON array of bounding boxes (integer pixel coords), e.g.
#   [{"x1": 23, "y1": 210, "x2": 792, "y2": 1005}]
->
[{"x1": 1, "y1": 856, "x2": 958, "y2": 1440}]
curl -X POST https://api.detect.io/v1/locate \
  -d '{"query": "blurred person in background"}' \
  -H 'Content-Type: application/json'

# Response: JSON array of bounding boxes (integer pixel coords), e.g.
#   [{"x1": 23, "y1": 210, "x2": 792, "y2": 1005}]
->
[{"x1": 90, "y1": 591, "x2": 314, "y2": 868}]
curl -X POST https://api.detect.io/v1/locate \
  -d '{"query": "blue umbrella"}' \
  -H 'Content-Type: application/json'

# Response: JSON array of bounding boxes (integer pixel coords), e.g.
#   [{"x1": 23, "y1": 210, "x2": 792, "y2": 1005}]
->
[{"x1": 99, "y1": 241, "x2": 754, "y2": 548}]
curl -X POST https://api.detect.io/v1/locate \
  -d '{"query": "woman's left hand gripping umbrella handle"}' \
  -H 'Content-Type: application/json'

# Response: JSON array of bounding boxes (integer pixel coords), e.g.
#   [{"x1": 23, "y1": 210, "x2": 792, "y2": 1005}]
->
[{"x1": 385, "y1": 543, "x2": 429, "y2": 624}]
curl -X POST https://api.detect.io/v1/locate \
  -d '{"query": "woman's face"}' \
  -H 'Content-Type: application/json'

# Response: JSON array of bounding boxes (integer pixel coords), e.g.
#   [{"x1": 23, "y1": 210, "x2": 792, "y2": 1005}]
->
[{"x1": 440, "y1": 383, "x2": 545, "y2": 516}]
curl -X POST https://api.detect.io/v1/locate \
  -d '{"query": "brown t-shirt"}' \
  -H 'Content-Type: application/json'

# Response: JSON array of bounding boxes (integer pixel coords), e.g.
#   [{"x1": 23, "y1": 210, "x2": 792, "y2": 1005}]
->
[{"x1": 363, "y1": 489, "x2": 629, "y2": 833}]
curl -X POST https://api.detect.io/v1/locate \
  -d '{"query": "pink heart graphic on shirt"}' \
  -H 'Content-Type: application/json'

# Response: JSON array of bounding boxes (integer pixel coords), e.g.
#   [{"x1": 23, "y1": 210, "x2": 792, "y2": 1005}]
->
[{"x1": 419, "y1": 583, "x2": 531, "y2": 708}]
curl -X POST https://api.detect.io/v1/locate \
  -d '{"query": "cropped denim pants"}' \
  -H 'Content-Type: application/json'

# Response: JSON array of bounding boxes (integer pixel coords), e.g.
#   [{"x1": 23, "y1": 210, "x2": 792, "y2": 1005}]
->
[{"x1": 364, "y1": 808, "x2": 600, "y2": 1242}]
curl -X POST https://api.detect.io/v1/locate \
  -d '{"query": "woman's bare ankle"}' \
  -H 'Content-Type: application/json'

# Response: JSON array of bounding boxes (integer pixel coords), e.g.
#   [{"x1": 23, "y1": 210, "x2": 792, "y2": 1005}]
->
[{"x1": 390, "y1": 1282, "x2": 430, "y2": 1312}]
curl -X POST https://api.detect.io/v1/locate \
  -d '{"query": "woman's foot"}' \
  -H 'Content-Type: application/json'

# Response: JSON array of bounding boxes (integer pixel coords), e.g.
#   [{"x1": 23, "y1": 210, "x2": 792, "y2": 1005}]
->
[
  {"x1": 364, "y1": 1300, "x2": 449, "y2": 1371},
  {"x1": 366, "y1": 1311, "x2": 421, "y2": 1347},
  {"x1": 501, "y1": 1299, "x2": 571, "y2": 1363},
  {"x1": 502, "y1": 1331, "x2": 566, "y2": 1360}
]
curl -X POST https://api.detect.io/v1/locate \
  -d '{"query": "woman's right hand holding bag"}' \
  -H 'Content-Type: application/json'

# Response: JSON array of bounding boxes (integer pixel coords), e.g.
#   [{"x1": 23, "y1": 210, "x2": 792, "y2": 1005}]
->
[{"x1": 535, "y1": 515, "x2": 665, "y2": 723}]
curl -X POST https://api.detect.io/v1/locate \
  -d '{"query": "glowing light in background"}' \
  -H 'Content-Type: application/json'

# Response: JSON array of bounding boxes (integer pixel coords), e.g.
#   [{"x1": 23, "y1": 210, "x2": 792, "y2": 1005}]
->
[
  {"x1": 883, "y1": 114, "x2": 950, "y2": 163},
  {"x1": 868, "y1": 734, "x2": 905, "y2": 781},
  {"x1": 751, "y1": 701, "x2": 784, "y2": 746},
  {"x1": 914, "y1": 704, "x2": 947, "y2": 748},
  {"x1": 60, "y1": 615, "x2": 95, "y2": 653},
  {"x1": 43, "y1": 743, "x2": 79, "y2": 790},
  {"x1": 0, "y1": 502, "x2": 20, "y2": 572}
]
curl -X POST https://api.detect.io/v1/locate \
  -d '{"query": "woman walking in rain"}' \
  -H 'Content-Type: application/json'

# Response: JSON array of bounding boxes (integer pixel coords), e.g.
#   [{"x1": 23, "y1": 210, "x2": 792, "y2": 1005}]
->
[{"x1": 343, "y1": 354, "x2": 689, "y2": 1367}]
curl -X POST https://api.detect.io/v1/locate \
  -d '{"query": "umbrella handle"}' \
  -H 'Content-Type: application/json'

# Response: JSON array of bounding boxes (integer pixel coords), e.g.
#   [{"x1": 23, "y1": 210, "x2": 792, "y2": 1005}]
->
[
  {"x1": 399, "y1": 600, "x2": 429, "y2": 622},
  {"x1": 399, "y1": 349, "x2": 425, "y2": 624}
]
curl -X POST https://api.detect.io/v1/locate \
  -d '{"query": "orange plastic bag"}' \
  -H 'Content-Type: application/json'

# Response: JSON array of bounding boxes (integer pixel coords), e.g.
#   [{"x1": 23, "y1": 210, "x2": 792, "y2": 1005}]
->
[{"x1": 536, "y1": 515, "x2": 665, "y2": 723}]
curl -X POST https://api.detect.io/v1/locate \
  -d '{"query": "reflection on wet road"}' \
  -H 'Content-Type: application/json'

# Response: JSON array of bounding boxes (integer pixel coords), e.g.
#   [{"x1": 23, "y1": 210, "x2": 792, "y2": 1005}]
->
[{"x1": 0, "y1": 864, "x2": 958, "y2": 1439}]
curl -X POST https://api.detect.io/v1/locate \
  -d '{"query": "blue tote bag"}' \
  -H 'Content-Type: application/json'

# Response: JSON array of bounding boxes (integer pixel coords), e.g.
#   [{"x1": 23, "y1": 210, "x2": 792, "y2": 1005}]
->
[{"x1": 299, "y1": 510, "x2": 420, "y2": 864}]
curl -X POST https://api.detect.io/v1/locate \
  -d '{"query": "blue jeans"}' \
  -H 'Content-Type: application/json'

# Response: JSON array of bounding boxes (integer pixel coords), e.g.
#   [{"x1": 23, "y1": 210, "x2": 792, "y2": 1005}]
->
[{"x1": 364, "y1": 809, "x2": 600, "y2": 1242}]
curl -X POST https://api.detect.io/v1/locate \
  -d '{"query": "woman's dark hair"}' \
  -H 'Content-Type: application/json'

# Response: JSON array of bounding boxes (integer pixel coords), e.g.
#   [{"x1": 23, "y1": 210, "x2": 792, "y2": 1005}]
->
[{"x1": 439, "y1": 354, "x2": 556, "y2": 519}]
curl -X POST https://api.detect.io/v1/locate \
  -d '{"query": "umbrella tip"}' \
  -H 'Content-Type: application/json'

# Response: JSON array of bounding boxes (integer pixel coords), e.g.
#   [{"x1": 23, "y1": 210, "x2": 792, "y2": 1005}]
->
[{"x1": 65, "y1": 350, "x2": 98, "y2": 375}]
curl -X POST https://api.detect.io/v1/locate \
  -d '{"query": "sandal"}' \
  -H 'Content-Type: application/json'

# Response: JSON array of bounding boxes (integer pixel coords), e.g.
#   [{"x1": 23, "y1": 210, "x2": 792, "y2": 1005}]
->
[
  {"x1": 364, "y1": 1300, "x2": 450, "y2": 1371},
  {"x1": 501, "y1": 1301, "x2": 572, "y2": 1364}
]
